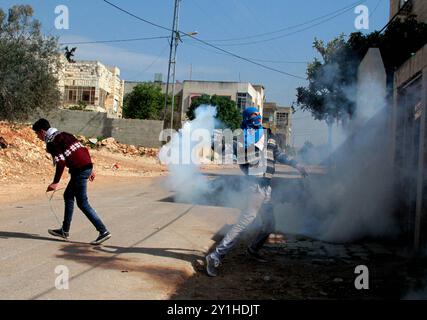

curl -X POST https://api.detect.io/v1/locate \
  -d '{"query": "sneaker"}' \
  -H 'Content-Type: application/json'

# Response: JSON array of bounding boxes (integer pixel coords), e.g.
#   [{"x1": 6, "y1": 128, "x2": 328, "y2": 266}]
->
[
  {"x1": 247, "y1": 246, "x2": 268, "y2": 263},
  {"x1": 48, "y1": 228, "x2": 69, "y2": 240},
  {"x1": 205, "y1": 253, "x2": 220, "y2": 277},
  {"x1": 91, "y1": 231, "x2": 111, "y2": 245}
]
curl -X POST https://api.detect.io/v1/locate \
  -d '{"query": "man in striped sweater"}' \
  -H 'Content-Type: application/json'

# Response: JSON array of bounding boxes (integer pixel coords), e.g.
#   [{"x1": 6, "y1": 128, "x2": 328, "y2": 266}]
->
[
  {"x1": 32, "y1": 118, "x2": 111, "y2": 245},
  {"x1": 205, "y1": 107, "x2": 307, "y2": 277}
]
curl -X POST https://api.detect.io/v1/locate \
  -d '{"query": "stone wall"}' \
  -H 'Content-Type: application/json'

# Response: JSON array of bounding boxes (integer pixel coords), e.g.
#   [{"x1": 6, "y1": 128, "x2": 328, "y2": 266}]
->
[{"x1": 29, "y1": 109, "x2": 163, "y2": 147}]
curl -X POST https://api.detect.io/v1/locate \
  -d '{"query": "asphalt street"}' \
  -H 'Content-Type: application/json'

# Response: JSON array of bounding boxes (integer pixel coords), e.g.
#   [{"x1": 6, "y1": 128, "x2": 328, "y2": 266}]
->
[{"x1": 0, "y1": 174, "x2": 239, "y2": 299}]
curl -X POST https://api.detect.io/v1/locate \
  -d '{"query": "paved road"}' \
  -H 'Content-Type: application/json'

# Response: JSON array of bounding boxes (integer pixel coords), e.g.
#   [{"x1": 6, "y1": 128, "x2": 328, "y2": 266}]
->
[{"x1": 0, "y1": 174, "x2": 239, "y2": 299}]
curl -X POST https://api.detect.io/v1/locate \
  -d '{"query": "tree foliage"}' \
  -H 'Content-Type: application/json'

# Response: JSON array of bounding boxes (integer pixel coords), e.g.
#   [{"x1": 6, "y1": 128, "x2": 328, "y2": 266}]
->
[
  {"x1": 0, "y1": 5, "x2": 61, "y2": 121},
  {"x1": 296, "y1": 16, "x2": 427, "y2": 124},
  {"x1": 186, "y1": 94, "x2": 242, "y2": 130},
  {"x1": 123, "y1": 83, "x2": 165, "y2": 120},
  {"x1": 296, "y1": 34, "x2": 357, "y2": 125}
]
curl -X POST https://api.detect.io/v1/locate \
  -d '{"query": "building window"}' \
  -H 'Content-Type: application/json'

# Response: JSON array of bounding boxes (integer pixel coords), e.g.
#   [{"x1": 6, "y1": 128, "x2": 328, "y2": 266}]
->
[
  {"x1": 64, "y1": 86, "x2": 96, "y2": 105},
  {"x1": 237, "y1": 92, "x2": 253, "y2": 111},
  {"x1": 276, "y1": 112, "x2": 289, "y2": 127},
  {"x1": 82, "y1": 90, "x2": 91, "y2": 103},
  {"x1": 68, "y1": 89, "x2": 77, "y2": 101}
]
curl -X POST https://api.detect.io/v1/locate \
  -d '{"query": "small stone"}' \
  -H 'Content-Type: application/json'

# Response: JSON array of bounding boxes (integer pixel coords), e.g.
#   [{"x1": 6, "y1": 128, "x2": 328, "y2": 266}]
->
[{"x1": 263, "y1": 275, "x2": 271, "y2": 282}]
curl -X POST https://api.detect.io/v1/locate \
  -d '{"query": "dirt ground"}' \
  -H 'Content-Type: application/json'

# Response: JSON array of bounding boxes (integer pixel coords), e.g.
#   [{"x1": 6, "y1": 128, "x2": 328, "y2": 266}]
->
[
  {"x1": 0, "y1": 121, "x2": 168, "y2": 204},
  {"x1": 171, "y1": 237, "x2": 427, "y2": 300},
  {"x1": 2, "y1": 121, "x2": 427, "y2": 300}
]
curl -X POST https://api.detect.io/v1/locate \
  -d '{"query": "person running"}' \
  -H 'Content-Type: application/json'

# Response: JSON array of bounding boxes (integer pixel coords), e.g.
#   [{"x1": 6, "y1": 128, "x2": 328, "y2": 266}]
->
[
  {"x1": 32, "y1": 118, "x2": 111, "y2": 245},
  {"x1": 205, "y1": 107, "x2": 307, "y2": 277}
]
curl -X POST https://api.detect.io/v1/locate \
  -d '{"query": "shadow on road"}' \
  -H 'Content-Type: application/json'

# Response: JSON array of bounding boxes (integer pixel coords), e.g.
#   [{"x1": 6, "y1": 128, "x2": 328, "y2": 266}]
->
[
  {"x1": 0, "y1": 231, "x2": 65, "y2": 243},
  {"x1": 53, "y1": 243, "x2": 199, "y2": 293},
  {"x1": 0, "y1": 231, "x2": 90, "y2": 245},
  {"x1": 94, "y1": 245, "x2": 203, "y2": 263}
]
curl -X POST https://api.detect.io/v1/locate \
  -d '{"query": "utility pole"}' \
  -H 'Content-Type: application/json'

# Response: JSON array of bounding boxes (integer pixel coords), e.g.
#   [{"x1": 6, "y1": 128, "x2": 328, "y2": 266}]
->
[{"x1": 163, "y1": 0, "x2": 181, "y2": 130}]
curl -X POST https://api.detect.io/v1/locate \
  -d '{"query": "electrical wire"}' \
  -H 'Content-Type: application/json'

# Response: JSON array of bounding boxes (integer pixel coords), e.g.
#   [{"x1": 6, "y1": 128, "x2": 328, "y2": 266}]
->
[
  {"x1": 102, "y1": 0, "x2": 306, "y2": 80},
  {"x1": 205, "y1": 0, "x2": 367, "y2": 43},
  {"x1": 102, "y1": 0, "x2": 171, "y2": 32},
  {"x1": 129, "y1": 43, "x2": 169, "y2": 80},
  {"x1": 59, "y1": 36, "x2": 169, "y2": 46},
  {"x1": 210, "y1": 1, "x2": 368, "y2": 47}
]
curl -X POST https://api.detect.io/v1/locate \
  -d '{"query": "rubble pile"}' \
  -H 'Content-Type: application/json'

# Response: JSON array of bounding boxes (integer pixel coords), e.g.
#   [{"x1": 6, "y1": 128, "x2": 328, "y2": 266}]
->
[
  {"x1": 0, "y1": 121, "x2": 52, "y2": 182},
  {"x1": 76, "y1": 136, "x2": 158, "y2": 157},
  {"x1": 0, "y1": 122, "x2": 160, "y2": 183}
]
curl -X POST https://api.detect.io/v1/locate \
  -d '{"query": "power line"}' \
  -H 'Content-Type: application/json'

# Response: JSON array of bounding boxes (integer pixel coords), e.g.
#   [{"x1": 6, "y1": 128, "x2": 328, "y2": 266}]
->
[
  {"x1": 206, "y1": 0, "x2": 366, "y2": 43},
  {"x1": 183, "y1": 34, "x2": 306, "y2": 80},
  {"x1": 102, "y1": 0, "x2": 306, "y2": 80},
  {"x1": 369, "y1": 0, "x2": 384, "y2": 18},
  {"x1": 102, "y1": 0, "x2": 171, "y2": 32},
  {"x1": 185, "y1": 40, "x2": 309, "y2": 64},
  {"x1": 210, "y1": 0, "x2": 367, "y2": 47},
  {"x1": 229, "y1": 0, "x2": 296, "y2": 67},
  {"x1": 249, "y1": 58, "x2": 309, "y2": 64},
  {"x1": 128, "y1": 44, "x2": 170, "y2": 80},
  {"x1": 59, "y1": 36, "x2": 169, "y2": 45}
]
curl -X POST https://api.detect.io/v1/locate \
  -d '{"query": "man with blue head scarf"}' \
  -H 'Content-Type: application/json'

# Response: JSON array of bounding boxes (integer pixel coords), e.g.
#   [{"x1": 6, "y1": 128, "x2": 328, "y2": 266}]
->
[
  {"x1": 206, "y1": 106, "x2": 307, "y2": 277},
  {"x1": 241, "y1": 106, "x2": 264, "y2": 148}
]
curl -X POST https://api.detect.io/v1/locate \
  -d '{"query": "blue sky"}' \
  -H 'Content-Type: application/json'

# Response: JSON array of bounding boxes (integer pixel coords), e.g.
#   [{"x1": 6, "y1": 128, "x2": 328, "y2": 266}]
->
[{"x1": 1, "y1": 0, "x2": 390, "y2": 147}]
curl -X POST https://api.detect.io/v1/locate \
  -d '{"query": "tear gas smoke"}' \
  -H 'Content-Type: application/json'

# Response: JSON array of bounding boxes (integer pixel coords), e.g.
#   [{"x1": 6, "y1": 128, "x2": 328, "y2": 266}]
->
[{"x1": 159, "y1": 56, "x2": 399, "y2": 243}]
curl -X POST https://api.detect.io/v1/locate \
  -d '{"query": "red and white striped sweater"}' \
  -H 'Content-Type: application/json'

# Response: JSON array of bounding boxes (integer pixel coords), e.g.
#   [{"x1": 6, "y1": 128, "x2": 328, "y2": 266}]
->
[{"x1": 46, "y1": 131, "x2": 92, "y2": 183}]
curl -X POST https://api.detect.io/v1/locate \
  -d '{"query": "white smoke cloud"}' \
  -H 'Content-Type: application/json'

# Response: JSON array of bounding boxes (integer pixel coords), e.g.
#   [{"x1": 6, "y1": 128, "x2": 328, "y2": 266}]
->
[
  {"x1": 159, "y1": 54, "x2": 400, "y2": 244},
  {"x1": 274, "y1": 48, "x2": 398, "y2": 242},
  {"x1": 159, "y1": 105, "x2": 218, "y2": 204}
]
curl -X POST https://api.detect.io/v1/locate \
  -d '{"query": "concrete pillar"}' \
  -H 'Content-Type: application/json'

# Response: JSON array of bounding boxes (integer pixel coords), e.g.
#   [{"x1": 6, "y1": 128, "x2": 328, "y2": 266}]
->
[
  {"x1": 414, "y1": 68, "x2": 427, "y2": 250},
  {"x1": 357, "y1": 48, "x2": 387, "y2": 121}
]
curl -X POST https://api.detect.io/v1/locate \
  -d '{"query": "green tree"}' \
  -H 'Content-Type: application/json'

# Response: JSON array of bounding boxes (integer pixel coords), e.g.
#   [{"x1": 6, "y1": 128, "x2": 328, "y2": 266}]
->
[
  {"x1": 296, "y1": 16, "x2": 427, "y2": 149},
  {"x1": 186, "y1": 94, "x2": 242, "y2": 130},
  {"x1": 123, "y1": 83, "x2": 165, "y2": 120},
  {"x1": 296, "y1": 16, "x2": 427, "y2": 125},
  {"x1": 0, "y1": 5, "x2": 61, "y2": 121},
  {"x1": 347, "y1": 15, "x2": 427, "y2": 84},
  {"x1": 297, "y1": 34, "x2": 357, "y2": 124}
]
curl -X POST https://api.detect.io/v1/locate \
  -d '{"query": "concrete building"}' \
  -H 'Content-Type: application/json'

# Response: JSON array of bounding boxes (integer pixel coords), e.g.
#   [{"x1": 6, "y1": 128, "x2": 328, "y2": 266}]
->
[
  {"x1": 124, "y1": 79, "x2": 265, "y2": 123},
  {"x1": 390, "y1": 0, "x2": 427, "y2": 22},
  {"x1": 262, "y1": 102, "x2": 292, "y2": 147},
  {"x1": 389, "y1": 0, "x2": 427, "y2": 249},
  {"x1": 58, "y1": 58, "x2": 125, "y2": 118},
  {"x1": 392, "y1": 44, "x2": 427, "y2": 249},
  {"x1": 179, "y1": 80, "x2": 264, "y2": 119}
]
